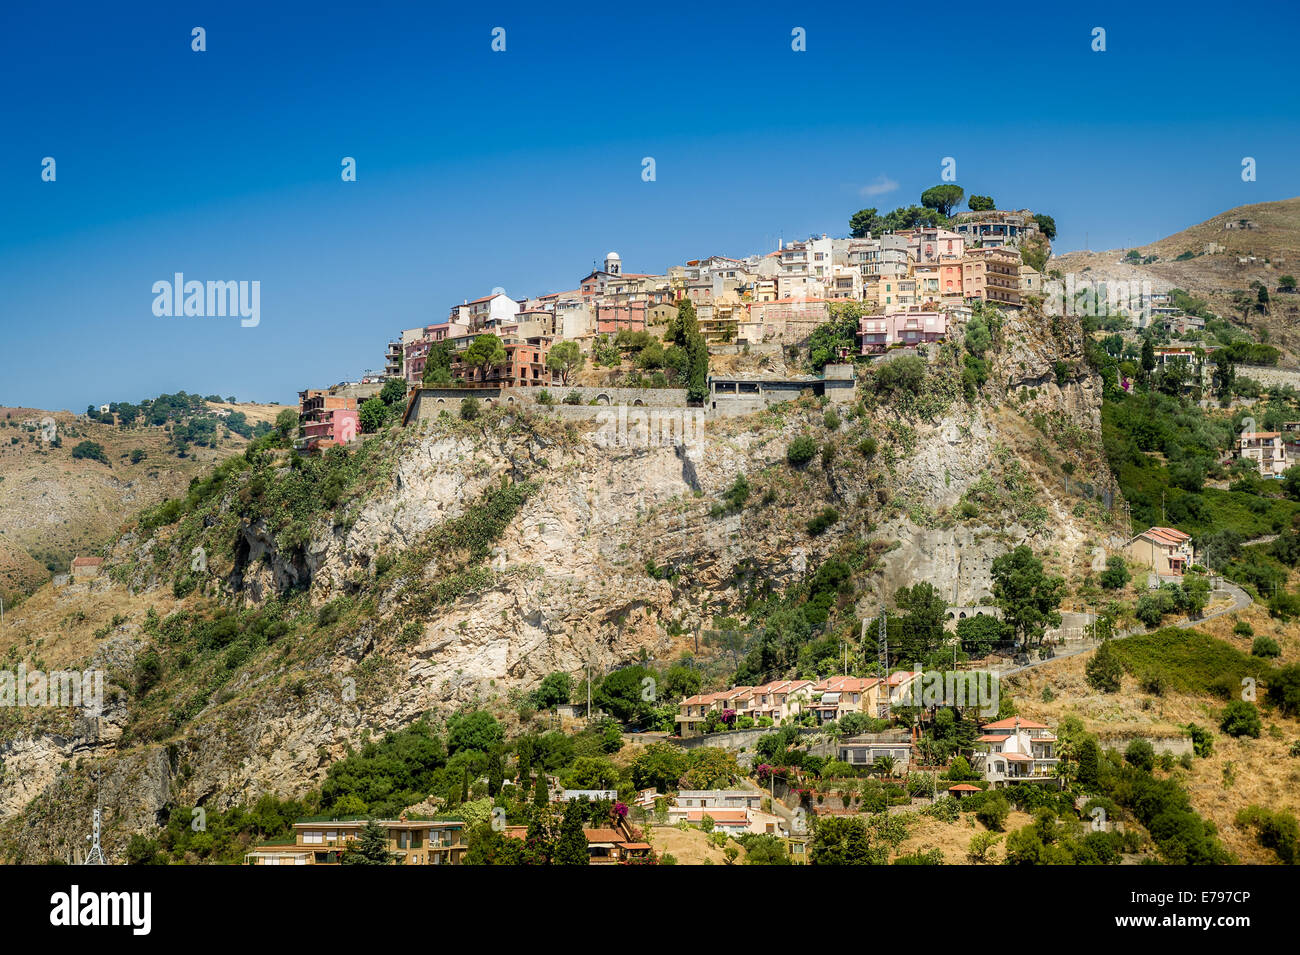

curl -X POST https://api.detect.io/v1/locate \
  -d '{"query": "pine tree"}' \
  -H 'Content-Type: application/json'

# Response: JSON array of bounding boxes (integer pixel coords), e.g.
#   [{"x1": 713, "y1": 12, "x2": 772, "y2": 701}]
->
[
  {"x1": 554, "y1": 798, "x2": 591, "y2": 865},
  {"x1": 342, "y1": 819, "x2": 396, "y2": 865},
  {"x1": 533, "y1": 770, "x2": 549, "y2": 807},
  {"x1": 487, "y1": 752, "x2": 504, "y2": 797}
]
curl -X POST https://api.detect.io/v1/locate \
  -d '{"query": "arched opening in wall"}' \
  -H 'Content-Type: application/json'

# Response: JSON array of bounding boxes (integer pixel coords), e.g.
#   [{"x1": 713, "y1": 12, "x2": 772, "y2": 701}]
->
[
  {"x1": 946, "y1": 612, "x2": 954, "y2": 620},
  {"x1": 596, "y1": 394, "x2": 611, "y2": 405},
  {"x1": 959, "y1": 612, "x2": 967, "y2": 619},
  {"x1": 436, "y1": 398, "x2": 445, "y2": 404}
]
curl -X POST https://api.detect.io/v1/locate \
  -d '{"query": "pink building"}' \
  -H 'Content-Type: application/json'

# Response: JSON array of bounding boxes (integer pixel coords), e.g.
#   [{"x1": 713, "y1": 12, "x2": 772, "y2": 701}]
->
[{"x1": 859, "y1": 311, "x2": 950, "y2": 354}]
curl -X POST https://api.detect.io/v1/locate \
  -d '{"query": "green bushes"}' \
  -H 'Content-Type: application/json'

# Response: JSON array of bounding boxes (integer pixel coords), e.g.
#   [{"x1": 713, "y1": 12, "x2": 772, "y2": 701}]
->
[
  {"x1": 1235, "y1": 805, "x2": 1299, "y2": 864},
  {"x1": 786, "y1": 436, "x2": 818, "y2": 466},
  {"x1": 806, "y1": 507, "x2": 840, "y2": 536},
  {"x1": 1086, "y1": 641, "x2": 1123, "y2": 692},
  {"x1": 1124, "y1": 739, "x2": 1156, "y2": 771},
  {"x1": 1251, "y1": 635, "x2": 1281, "y2": 658},
  {"x1": 1219, "y1": 700, "x2": 1262, "y2": 738},
  {"x1": 71, "y1": 441, "x2": 110, "y2": 465}
]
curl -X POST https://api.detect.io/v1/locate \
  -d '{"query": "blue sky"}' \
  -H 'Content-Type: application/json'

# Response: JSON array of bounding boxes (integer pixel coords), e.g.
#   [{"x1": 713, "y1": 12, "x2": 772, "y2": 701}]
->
[{"x1": 1, "y1": 0, "x2": 1297, "y2": 411}]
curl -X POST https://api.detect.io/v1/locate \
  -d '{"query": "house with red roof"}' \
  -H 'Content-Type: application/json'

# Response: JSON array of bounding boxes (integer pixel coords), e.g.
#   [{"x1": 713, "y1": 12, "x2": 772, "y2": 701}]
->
[
  {"x1": 1126, "y1": 526, "x2": 1194, "y2": 577},
  {"x1": 974, "y1": 716, "x2": 1061, "y2": 788},
  {"x1": 809, "y1": 676, "x2": 885, "y2": 724}
]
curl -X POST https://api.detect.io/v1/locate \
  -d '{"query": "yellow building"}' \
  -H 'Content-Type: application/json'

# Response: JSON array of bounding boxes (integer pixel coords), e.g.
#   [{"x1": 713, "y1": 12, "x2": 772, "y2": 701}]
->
[{"x1": 244, "y1": 817, "x2": 468, "y2": 865}]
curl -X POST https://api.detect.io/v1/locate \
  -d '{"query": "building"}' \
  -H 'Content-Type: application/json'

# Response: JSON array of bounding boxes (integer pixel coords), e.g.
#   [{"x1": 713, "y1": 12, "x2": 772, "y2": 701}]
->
[
  {"x1": 809, "y1": 676, "x2": 885, "y2": 723},
  {"x1": 1019, "y1": 265, "x2": 1042, "y2": 296},
  {"x1": 449, "y1": 292, "x2": 519, "y2": 330},
  {"x1": 974, "y1": 717, "x2": 1061, "y2": 788},
  {"x1": 743, "y1": 679, "x2": 814, "y2": 724},
  {"x1": 671, "y1": 791, "x2": 765, "y2": 813},
  {"x1": 951, "y1": 210, "x2": 1039, "y2": 249},
  {"x1": 859, "y1": 311, "x2": 950, "y2": 354},
  {"x1": 1126, "y1": 526, "x2": 1194, "y2": 577},
  {"x1": 1236, "y1": 431, "x2": 1288, "y2": 478},
  {"x1": 297, "y1": 389, "x2": 359, "y2": 451},
  {"x1": 244, "y1": 817, "x2": 468, "y2": 865},
  {"x1": 836, "y1": 729, "x2": 914, "y2": 770},
  {"x1": 961, "y1": 248, "x2": 1021, "y2": 306},
  {"x1": 70, "y1": 556, "x2": 104, "y2": 579}
]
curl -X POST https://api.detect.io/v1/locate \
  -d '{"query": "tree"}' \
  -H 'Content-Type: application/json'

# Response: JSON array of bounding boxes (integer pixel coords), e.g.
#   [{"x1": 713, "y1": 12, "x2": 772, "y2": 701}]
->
[
  {"x1": 594, "y1": 665, "x2": 654, "y2": 724},
  {"x1": 421, "y1": 340, "x2": 454, "y2": 385},
  {"x1": 974, "y1": 791, "x2": 1010, "y2": 831},
  {"x1": 533, "y1": 771, "x2": 549, "y2": 807},
  {"x1": 1086, "y1": 641, "x2": 1123, "y2": 692},
  {"x1": 809, "y1": 817, "x2": 884, "y2": 865},
  {"x1": 786, "y1": 435, "x2": 818, "y2": 465},
  {"x1": 957, "y1": 614, "x2": 1003, "y2": 657},
  {"x1": 545, "y1": 340, "x2": 585, "y2": 385},
  {"x1": 1099, "y1": 555, "x2": 1130, "y2": 590},
  {"x1": 532, "y1": 671, "x2": 572, "y2": 708},
  {"x1": 631, "y1": 743, "x2": 688, "y2": 792},
  {"x1": 553, "y1": 798, "x2": 591, "y2": 865},
  {"x1": 990, "y1": 546, "x2": 1065, "y2": 648},
  {"x1": 1140, "y1": 338, "x2": 1156, "y2": 384},
  {"x1": 379, "y1": 378, "x2": 407, "y2": 406},
  {"x1": 342, "y1": 820, "x2": 396, "y2": 864},
  {"x1": 1125, "y1": 739, "x2": 1156, "y2": 771},
  {"x1": 1220, "y1": 700, "x2": 1262, "y2": 738},
  {"x1": 967, "y1": 831, "x2": 1001, "y2": 863},
  {"x1": 459, "y1": 396, "x2": 481, "y2": 421},
  {"x1": 920, "y1": 185, "x2": 964, "y2": 217},
  {"x1": 1267, "y1": 664, "x2": 1300, "y2": 717},
  {"x1": 358, "y1": 397, "x2": 388, "y2": 433},
  {"x1": 71, "y1": 441, "x2": 110, "y2": 465},
  {"x1": 1279, "y1": 275, "x2": 1298, "y2": 293},
  {"x1": 447, "y1": 710, "x2": 504, "y2": 755},
  {"x1": 849, "y1": 208, "x2": 883, "y2": 238},
  {"x1": 894, "y1": 582, "x2": 947, "y2": 662},
  {"x1": 1033, "y1": 214, "x2": 1057, "y2": 241},
  {"x1": 464, "y1": 334, "x2": 508, "y2": 379},
  {"x1": 680, "y1": 748, "x2": 741, "y2": 790},
  {"x1": 968, "y1": 195, "x2": 995, "y2": 212}
]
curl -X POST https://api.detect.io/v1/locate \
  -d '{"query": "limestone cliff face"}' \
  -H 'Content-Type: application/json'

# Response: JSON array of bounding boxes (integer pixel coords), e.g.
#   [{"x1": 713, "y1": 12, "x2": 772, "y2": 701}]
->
[{"x1": 0, "y1": 304, "x2": 1112, "y2": 861}]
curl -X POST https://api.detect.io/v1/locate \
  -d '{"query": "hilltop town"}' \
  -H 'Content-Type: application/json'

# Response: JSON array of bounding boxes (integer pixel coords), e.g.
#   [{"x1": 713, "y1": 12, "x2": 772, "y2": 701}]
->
[{"x1": 3, "y1": 192, "x2": 1300, "y2": 869}]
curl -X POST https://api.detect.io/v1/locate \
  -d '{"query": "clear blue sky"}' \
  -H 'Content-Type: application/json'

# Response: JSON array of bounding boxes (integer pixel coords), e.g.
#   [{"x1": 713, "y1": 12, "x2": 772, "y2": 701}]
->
[{"x1": 2, "y1": 0, "x2": 1297, "y2": 411}]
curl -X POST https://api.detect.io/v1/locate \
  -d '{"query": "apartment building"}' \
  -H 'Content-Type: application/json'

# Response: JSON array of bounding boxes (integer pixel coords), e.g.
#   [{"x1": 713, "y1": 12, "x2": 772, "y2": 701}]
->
[
  {"x1": 244, "y1": 817, "x2": 468, "y2": 865},
  {"x1": 906, "y1": 227, "x2": 964, "y2": 264},
  {"x1": 297, "y1": 389, "x2": 359, "y2": 450},
  {"x1": 449, "y1": 291, "x2": 519, "y2": 330},
  {"x1": 808, "y1": 676, "x2": 884, "y2": 723},
  {"x1": 859, "y1": 311, "x2": 950, "y2": 353},
  {"x1": 961, "y1": 247, "x2": 1021, "y2": 306},
  {"x1": 951, "y1": 210, "x2": 1039, "y2": 249},
  {"x1": 1237, "y1": 431, "x2": 1288, "y2": 478},
  {"x1": 1126, "y1": 526, "x2": 1194, "y2": 577},
  {"x1": 744, "y1": 679, "x2": 815, "y2": 724},
  {"x1": 836, "y1": 729, "x2": 914, "y2": 769},
  {"x1": 975, "y1": 717, "x2": 1061, "y2": 788}
]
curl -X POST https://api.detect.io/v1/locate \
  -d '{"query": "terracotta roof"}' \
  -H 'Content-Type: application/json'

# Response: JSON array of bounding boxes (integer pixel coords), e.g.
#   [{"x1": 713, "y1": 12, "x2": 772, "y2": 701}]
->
[
  {"x1": 584, "y1": 828, "x2": 625, "y2": 844},
  {"x1": 619, "y1": 842, "x2": 652, "y2": 851},
  {"x1": 948, "y1": 784, "x2": 981, "y2": 792},
  {"x1": 981, "y1": 716, "x2": 1049, "y2": 730},
  {"x1": 71, "y1": 556, "x2": 104, "y2": 567}
]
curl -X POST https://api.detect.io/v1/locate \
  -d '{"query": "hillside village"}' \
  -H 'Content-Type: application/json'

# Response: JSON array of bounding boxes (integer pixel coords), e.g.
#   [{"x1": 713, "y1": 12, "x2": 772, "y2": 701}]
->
[{"x1": 4, "y1": 192, "x2": 1300, "y2": 869}]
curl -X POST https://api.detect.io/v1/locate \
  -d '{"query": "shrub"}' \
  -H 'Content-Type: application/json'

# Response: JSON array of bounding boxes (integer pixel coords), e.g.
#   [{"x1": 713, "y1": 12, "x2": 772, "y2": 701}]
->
[
  {"x1": 1220, "y1": 700, "x2": 1262, "y2": 738},
  {"x1": 857, "y1": 437, "x2": 878, "y2": 458},
  {"x1": 1124, "y1": 739, "x2": 1156, "y2": 772},
  {"x1": 1251, "y1": 635, "x2": 1281, "y2": 658},
  {"x1": 1086, "y1": 641, "x2": 1123, "y2": 693},
  {"x1": 823, "y1": 409, "x2": 840, "y2": 431},
  {"x1": 536, "y1": 390, "x2": 554, "y2": 406},
  {"x1": 460, "y1": 398, "x2": 481, "y2": 421},
  {"x1": 1099, "y1": 555, "x2": 1130, "y2": 590},
  {"x1": 1186, "y1": 724, "x2": 1213, "y2": 758},
  {"x1": 806, "y1": 507, "x2": 840, "y2": 536},
  {"x1": 563, "y1": 391, "x2": 582, "y2": 406},
  {"x1": 973, "y1": 791, "x2": 1010, "y2": 831},
  {"x1": 786, "y1": 436, "x2": 818, "y2": 466},
  {"x1": 71, "y1": 441, "x2": 110, "y2": 465}
]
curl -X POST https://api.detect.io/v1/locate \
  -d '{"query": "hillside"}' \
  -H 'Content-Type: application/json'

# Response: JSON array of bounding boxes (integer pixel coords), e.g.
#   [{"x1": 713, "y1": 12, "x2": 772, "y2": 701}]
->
[
  {"x1": 0, "y1": 301, "x2": 1121, "y2": 860},
  {"x1": 0, "y1": 401, "x2": 291, "y2": 601},
  {"x1": 1051, "y1": 196, "x2": 1300, "y2": 357}
]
